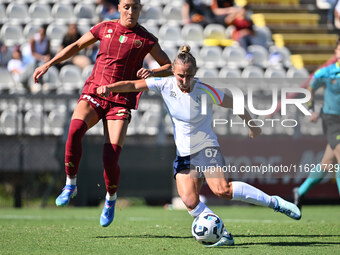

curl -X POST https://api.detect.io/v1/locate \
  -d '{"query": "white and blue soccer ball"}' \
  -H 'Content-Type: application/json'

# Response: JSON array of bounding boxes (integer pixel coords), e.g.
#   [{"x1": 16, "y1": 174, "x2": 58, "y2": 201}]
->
[{"x1": 191, "y1": 213, "x2": 224, "y2": 245}]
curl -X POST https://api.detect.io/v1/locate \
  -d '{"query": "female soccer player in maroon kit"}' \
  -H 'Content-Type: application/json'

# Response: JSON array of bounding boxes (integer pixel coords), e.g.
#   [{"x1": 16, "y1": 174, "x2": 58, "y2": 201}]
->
[{"x1": 33, "y1": 0, "x2": 171, "y2": 227}]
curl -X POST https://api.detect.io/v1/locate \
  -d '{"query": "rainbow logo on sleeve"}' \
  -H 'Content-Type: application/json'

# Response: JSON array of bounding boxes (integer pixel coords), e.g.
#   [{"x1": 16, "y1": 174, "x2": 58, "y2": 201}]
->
[{"x1": 199, "y1": 83, "x2": 223, "y2": 106}]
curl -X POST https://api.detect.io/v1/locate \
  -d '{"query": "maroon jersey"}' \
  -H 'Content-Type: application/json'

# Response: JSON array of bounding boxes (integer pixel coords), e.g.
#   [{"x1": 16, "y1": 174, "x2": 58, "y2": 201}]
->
[{"x1": 82, "y1": 20, "x2": 158, "y2": 109}]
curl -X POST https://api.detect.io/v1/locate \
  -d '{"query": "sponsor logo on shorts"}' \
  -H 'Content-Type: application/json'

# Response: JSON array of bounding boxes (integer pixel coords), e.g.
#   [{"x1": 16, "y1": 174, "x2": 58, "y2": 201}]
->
[
  {"x1": 116, "y1": 109, "x2": 131, "y2": 118},
  {"x1": 82, "y1": 95, "x2": 100, "y2": 108},
  {"x1": 336, "y1": 134, "x2": 340, "y2": 140}
]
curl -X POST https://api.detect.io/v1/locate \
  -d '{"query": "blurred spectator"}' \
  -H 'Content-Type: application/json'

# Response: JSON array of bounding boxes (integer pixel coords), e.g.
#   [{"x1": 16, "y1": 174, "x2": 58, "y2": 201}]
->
[
  {"x1": 0, "y1": 41, "x2": 12, "y2": 67},
  {"x1": 183, "y1": 0, "x2": 239, "y2": 27},
  {"x1": 7, "y1": 46, "x2": 34, "y2": 92},
  {"x1": 183, "y1": 0, "x2": 224, "y2": 26},
  {"x1": 97, "y1": 0, "x2": 120, "y2": 21},
  {"x1": 58, "y1": 23, "x2": 91, "y2": 69},
  {"x1": 334, "y1": 0, "x2": 340, "y2": 29},
  {"x1": 7, "y1": 46, "x2": 26, "y2": 83},
  {"x1": 226, "y1": 6, "x2": 267, "y2": 52},
  {"x1": 325, "y1": 0, "x2": 338, "y2": 29},
  {"x1": 30, "y1": 25, "x2": 51, "y2": 65},
  {"x1": 211, "y1": 0, "x2": 239, "y2": 18}
]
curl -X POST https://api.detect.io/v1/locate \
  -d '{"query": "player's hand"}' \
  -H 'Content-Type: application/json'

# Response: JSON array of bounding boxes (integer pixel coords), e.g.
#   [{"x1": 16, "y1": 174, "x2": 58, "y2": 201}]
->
[
  {"x1": 97, "y1": 86, "x2": 110, "y2": 97},
  {"x1": 33, "y1": 64, "x2": 49, "y2": 83},
  {"x1": 249, "y1": 126, "x2": 261, "y2": 139},
  {"x1": 137, "y1": 68, "x2": 153, "y2": 79},
  {"x1": 309, "y1": 112, "x2": 318, "y2": 122}
]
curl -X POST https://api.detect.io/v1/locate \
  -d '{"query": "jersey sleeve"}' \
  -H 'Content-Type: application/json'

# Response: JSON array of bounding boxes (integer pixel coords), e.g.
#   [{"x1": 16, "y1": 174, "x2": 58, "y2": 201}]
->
[
  {"x1": 145, "y1": 77, "x2": 168, "y2": 94},
  {"x1": 199, "y1": 83, "x2": 225, "y2": 106},
  {"x1": 310, "y1": 67, "x2": 327, "y2": 90},
  {"x1": 90, "y1": 22, "x2": 105, "y2": 40}
]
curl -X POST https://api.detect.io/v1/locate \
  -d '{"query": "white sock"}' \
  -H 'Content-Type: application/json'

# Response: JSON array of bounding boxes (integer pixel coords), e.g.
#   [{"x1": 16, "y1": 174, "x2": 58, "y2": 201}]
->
[
  {"x1": 106, "y1": 192, "x2": 117, "y2": 201},
  {"x1": 232, "y1": 181, "x2": 277, "y2": 208},
  {"x1": 66, "y1": 176, "x2": 76, "y2": 186},
  {"x1": 188, "y1": 201, "x2": 214, "y2": 218}
]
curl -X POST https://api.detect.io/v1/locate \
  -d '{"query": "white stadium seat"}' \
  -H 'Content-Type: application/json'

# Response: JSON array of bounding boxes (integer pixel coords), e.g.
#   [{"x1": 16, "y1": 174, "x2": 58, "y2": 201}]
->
[
  {"x1": 0, "y1": 68, "x2": 16, "y2": 93},
  {"x1": 241, "y1": 65, "x2": 264, "y2": 78},
  {"x1": 264, "y1": 67, "x2": 286, "y2": 78},
  {"x1": 222, "y1": 46, "x2": 249, "y2": 69},
  {"x1": 74, "y1": 3, "x2": 98, "y2": 25},
  {"x1": 162, "y1": 46, "x2": 178, "y2": 62},
  {"x1": 41, "y1": 66, "x2": 60, "y2": 94},
  {"x1": 158, "y1": 24, "x2": 183, "y2": 48},
  {"x1": 269, "y1": 45, "x2": 292, "y2": 68},
  {"x1": 199, "y1": 46, "x2": 225, "y2": 68},
  {"x1": 196, "y1": 67, "x2": 219, "y2": 78},
  {"x1": 6, "y1": 3, "x2": 30, "y2": 24},
  {"x1": 247, "y1": 45, "x2": 269, "y2": 69},
  {"x1": 0, "y1": 107, "x2": 17, "y2": 135},
  {"x1": 181, "y1": 24, "x2": 204, "y2": 47},
  {"x1": 46, "y1": 23, "x2": 68, "y2": 53},
  {"x1": 140, "y1": 6, "x2": 164, "y2": 26},
  {"x1": 23, "y1": 23, "x2": 41, "y2": 39},
  {"x1": 203, "y1": 24, "x2": 226, "y2": 40},
  {"x1": 163, "y1": 5, "x2": 182, "y2": 25},
  {"x1": 0, "y1": 23, "x2": 25, "y2": 46},
  {"x1": 286, "y1": 67, "x2": 309, "y2": 78},
  {"x1": 28, "y1": 2, "x2": 52, "y2": 25},
  {"x1": 219, "y1": 66, "x2": 241, "y2": 78},
  {"x1": 58, "y1": 65, "x2": 83, "y2": 94},
  {"x1": 24, "y1": 109, "x2": 43, "y2": 136},
  {"x1": 51, "y1": 3, "x2": 76, "y2": 24},
  {"x1": 0, "y1": 4, "x2": 8, "y2": 24}
]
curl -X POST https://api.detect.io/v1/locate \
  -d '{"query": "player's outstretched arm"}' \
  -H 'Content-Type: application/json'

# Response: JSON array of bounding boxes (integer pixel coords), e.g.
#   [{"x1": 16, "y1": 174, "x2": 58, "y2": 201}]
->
[
  {"x1": 33, "y1": 32, "x2": 97, "y2": 83},
  {"x1": 221, "y1": 93, "x2": 261, "y2": 138},
  {"x1": 307, "y1": 85, "x2": 318, "y2": 122},
  {"x1": 97, "y1": 80, "x2": 149, "y2": 97}
]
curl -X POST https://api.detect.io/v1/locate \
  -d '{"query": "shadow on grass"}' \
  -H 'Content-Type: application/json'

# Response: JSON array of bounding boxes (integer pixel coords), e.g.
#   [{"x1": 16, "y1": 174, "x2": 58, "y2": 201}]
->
[
  {"x1": 95, "y1": 234, "x2": 340, "y2": 248},
  {"x1": 96, "y1": 234, "x2": 193, "y2": 239},
  {"x1": 236, "y1": 234, "x2": 340, "y2": 238}
]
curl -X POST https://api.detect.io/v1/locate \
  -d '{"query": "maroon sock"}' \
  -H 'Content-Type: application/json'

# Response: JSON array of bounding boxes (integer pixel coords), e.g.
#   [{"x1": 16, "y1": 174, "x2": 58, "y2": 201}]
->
[
  {"x1": 103, "y1": 143, "x2": 122, "y2": 194},
  {"x1": 65, "y1": 119, "x2": 87, "y2": 176}
]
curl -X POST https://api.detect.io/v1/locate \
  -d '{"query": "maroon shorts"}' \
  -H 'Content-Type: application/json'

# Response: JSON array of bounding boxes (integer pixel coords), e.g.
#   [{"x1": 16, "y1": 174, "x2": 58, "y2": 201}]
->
[{"x1": 79, "y1": 94, "x2": 131, "y2": 122}]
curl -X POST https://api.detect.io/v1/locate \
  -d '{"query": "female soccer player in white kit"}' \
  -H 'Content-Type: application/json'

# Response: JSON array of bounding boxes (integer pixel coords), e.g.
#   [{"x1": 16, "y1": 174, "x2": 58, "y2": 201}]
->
[{"x1": 97, "y1": 45, "x2": 301, "y2": 246}]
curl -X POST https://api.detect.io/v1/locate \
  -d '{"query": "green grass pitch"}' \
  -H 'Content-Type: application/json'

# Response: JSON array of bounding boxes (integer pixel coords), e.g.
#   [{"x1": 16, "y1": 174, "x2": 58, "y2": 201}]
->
[{"x1": 0, "y1": 205, "x2": 339, "y2": 255}]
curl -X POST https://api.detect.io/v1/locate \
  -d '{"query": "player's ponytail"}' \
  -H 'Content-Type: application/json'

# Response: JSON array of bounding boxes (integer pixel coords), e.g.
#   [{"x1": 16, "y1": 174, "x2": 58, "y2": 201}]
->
[{"x1": 173, "y1": 45, "x2": 197, "y2": 70}]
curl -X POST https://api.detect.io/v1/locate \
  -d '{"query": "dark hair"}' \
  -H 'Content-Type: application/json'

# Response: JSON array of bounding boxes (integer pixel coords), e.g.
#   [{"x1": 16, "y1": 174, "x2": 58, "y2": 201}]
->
[
  {"x1": 173, "y1": 45, "x2": 197, "y2": 69},
  {"x1": 337, "y1": 38, "x2": 340, "y2": 46},
  {"x1": 119, "y1": 0, "x2": 140, "y2": 3}
]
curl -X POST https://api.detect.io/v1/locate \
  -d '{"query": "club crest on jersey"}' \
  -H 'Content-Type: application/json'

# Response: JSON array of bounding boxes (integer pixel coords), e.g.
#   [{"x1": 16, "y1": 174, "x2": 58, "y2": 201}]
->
[
  {"x1": 170, "y1": 91, "x2": 176, "y2": 98},
  {"x1": 135, "y1": 39, "x2": 142, "y2": 48},
  {"x1": 119, "y1": 35, "x2": 128, "y2": 43}
]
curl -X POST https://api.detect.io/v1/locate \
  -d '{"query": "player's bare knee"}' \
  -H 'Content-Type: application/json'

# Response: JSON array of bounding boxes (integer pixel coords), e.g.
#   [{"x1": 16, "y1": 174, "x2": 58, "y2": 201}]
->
[{"x1": 180, "y1": 194, "x2": 199, "y2": 210}]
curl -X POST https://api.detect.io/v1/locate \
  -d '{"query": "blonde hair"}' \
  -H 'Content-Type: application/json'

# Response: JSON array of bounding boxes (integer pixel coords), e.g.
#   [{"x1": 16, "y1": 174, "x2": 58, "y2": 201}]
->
[{"x1": 173, "y1": 45, "x2": 197, "y2": 69}]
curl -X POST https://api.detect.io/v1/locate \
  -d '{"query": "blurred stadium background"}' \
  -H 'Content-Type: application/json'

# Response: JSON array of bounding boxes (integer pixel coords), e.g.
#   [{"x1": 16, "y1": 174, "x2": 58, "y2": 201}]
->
[{"x1": 0, "y1": 0, "x2": 339, "y2": 208}]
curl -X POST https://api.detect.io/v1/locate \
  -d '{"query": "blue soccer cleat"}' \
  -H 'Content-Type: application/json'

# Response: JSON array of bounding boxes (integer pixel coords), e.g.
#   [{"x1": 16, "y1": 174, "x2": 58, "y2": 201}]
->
[
  {"x1": 205, "y1": 228, "x2": 234, "y2": 247},
  {"x1": 273, "y1": 195, "x2": 301, "y2": 220},
  {"x1": 55, "y1": 185, "x2": 77, "y2": 207},
  {"x1": 100, "y1": 199, "x2": 116, "y2": 227}
]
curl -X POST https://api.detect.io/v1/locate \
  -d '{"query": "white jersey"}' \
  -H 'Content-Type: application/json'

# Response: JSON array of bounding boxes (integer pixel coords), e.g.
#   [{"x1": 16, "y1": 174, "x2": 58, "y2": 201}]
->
[{"x1": 145, "y1": 76, "x2": 225, "y2": 156}]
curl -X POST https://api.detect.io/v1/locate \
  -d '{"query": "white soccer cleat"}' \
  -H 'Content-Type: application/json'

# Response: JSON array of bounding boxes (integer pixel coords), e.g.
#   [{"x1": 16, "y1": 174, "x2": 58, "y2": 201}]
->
[
  {"x1": 204, "y1": 228, "x2": 234, "y2": 247},
  {"x1": 273, "y1": 195, "x2": 301, "y2": 220}
]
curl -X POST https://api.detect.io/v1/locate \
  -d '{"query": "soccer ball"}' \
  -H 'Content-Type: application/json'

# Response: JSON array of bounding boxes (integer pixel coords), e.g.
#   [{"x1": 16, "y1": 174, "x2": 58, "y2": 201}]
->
[{"x1": 191, "y1": 213, "x2": 224, "y2": 245}]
